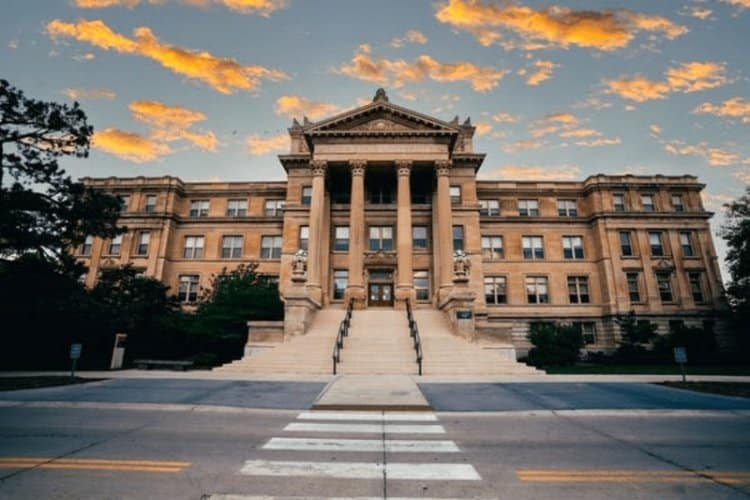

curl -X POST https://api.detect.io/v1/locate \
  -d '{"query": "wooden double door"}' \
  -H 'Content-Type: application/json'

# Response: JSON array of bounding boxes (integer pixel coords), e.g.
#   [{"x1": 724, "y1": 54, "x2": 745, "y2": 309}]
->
[{"x1": 368, "y1": 269, "x2": 394, "y2": 307}]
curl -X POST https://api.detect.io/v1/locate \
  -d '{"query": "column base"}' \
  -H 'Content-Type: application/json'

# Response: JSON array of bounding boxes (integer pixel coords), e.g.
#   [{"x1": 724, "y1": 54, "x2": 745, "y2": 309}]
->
[
  {"x1": 344, "y1": 285, "x2": 366, "y2": 309},
  {"x1": 304, "y1": 283, "x2": 323, "y2": 305},
  {"x1": 395, "y1": 285, "x2": 416, "y2": 309}
]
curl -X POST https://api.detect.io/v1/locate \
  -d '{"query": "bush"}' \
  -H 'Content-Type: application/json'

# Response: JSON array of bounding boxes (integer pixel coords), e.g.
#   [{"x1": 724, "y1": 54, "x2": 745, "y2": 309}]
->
[{"x1": 526, "y1": 322, "x2": 584, "y2": 368}]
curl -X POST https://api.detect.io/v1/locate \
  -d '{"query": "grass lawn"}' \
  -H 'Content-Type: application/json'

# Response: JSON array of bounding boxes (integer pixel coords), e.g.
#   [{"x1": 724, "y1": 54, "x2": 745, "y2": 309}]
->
[
  {"x1": 0, "y1": 376, "x2": 105, "y2": 392},
  {"x1": 657, "y1": 382, "x2": 750, "y2": 399},
  {"x1": 544, "y1": 364, "x2": 750, "y2": 375}
]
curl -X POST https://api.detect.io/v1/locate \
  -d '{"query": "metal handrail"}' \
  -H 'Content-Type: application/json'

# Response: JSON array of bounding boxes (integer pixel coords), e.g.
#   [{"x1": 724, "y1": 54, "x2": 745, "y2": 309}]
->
[
  {"x1": 405, "y1": 300, "x2": 423, "y2": 376},
  {"x1": 332, "y1": 299, "x2": 354, "y2": 375}
]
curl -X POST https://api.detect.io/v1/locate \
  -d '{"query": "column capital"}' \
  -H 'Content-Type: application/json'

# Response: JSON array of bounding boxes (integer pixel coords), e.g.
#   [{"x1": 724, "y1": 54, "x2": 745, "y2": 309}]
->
[
  {"x1": 395, "y1": 160, "x2": 413, "y2": 177},
  {"x1": 349, "y1": 160, "x2": 366, "y2": 176},
  {"x1": 435, "y1": 160, "x2": 452, "y2": 177},
  {"x1": 309, "y1": 160, "x2": 327, "y2": 177}
]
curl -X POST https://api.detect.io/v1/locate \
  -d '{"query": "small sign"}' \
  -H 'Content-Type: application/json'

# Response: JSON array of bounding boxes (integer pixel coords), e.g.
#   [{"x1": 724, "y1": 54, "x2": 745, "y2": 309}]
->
[
  {"x1": 70, "y1": 343, "x2": 82, "y2": 360},
  {"x1": 456, "y1": 310, "x2": 473, "y2": 320},
  {"x1": 673, "y1": 347, "x2": 687, "y2": 364}
]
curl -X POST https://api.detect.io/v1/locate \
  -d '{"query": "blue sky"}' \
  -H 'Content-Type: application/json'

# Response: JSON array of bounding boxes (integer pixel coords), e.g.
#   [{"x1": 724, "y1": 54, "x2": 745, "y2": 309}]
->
[{"x1": 2, "y1": 0, "x2": 749, "y2": 270}]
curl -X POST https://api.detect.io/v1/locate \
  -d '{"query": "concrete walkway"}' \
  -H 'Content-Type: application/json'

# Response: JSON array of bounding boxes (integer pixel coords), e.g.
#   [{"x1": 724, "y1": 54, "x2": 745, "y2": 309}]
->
[{"x1": 312, "y1": 375, "x2": 431, "y2": 411}]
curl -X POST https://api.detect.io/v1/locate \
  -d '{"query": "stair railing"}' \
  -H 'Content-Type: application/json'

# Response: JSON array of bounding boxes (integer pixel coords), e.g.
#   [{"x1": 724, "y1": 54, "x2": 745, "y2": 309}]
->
[
  {"x1": 332, "y1": 299, "x2": 354, "y2": 375},
  {"x1": 405, "y1": 300, "x2": 423, "y2": 376}
]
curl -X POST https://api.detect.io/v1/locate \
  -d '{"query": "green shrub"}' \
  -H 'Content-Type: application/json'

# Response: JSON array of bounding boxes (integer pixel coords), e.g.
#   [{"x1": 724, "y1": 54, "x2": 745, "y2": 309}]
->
[{"x1": 526, "y1": 322, "x2": 584, "y2": 367}]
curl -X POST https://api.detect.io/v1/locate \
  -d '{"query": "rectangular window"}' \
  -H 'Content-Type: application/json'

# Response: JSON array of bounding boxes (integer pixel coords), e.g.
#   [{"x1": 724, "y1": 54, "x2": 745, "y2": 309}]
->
[
  {"x1": 613, "y1": 193, "x2": 625, "y2": 212},
  {"x1": 227, "y1": 199, "x2": 248, "y2": 216},
  {"x1": 626, "y1": 272, "x2": 641, "y2": 302},
  {"x1": 412, "y1": 226, "x2": 428, "y2": 250},
  {"x1": 369, "y1": 186, "x2": 393, "y2": 204},
  {"x1": 688, "y1": 272, "x2": 705, "y2": 303},
  {"x1": 144, "y1": 194, "x2": 156, "y2": 212},
  {"x1": 178, "y1": 275, "x2": 199, "y2": 303},
  {"x1": 136, "y1": 231, "x2": 150, "y2": 255},
  {"x1": 641, "y1": 194, "x2": 655, "y2": 212},
  {"x1": 263, "y1": 199, "x2": 284, "y2": 216},
  {"x1": 81, "y1": 235, "x2": 94, "y2": 256},
  {"x1": 619, "y1": 231, "x2": 633, "y2": 256},
  {"x1": 484, "y1": 276, "x2": 507, "y2": 305},
  {"x1": 452, "y1": 225, "x2": 464, "y2": 251},
  {"x1": 221, "y1": 235, "x2": 243, "y2": 259},
  {"x1": 301, "y1": 186, "x2": 312, "y2": 206},
  {"x1": 183, "y1": 235, "x2": 205, "y2": 259},
  {"x1": 574, "y1": 322, "x2": 597, "y2": 345},
  {"x1": 189, "y1": 200, "x2": 209, "y2": 217},
  {"x1": 297, "y1": 226, "x2": 309, "y2": 251},
  {"x1": 414, "y1": 271, "x2": 429, "y2": 301},
  {"x1": 557, "y1": 199, "x2": 578, "y2": 217},
  {"x1": 479, "y1": 199, "x2": 500, "y2": 216},
  {"x1": 518, "y1": 199, "x2": 539, "y2": 216},
  {"x1": 672, "y1": 194, "x2": 685, "y2": 212},
  {"x1": 450, "y1": 185, "x2": 461, "y2": 204},
  {"x1": 333, "y1": 270, "x2": 348, "y2": 300},
  {"x1": 369, "y1": 226, "x2": 393, "y2": 251},
  {"x1": 108, "y1": 234, "x2": 122, "y2": 256},
  {"x1": 526, "y1": 276, "x2": 549, "y2": 304},
  {"x1": 656, "y1": 272, "x2": 674, "y2": 302},
  {"x1": 562, "y1": 236, "x2": 584, "y2": 259},
  {"x1": 481, "y1": 235, "x2": 504, "y2": 260},
  {"x1": 680, "y1": 231, "x2": 694, "y2": 257},
  {"x1": 260, "y1": 236, "x2": 282, "y2": 259},
  {"x1": 568, "y1": 276, "x2": 590, "y2": 304},
  {"x1": 119, "y1": 195, "x2": 130, "y2": 213},
  {"x1": 334, "y1": 226, "x2": 349, "y2": 252},
  {"x1": 522, "y1": 236, "x2": 544, "y2": 260},
  {"x1": 649, "y1": 231, "x2": 664, "y2": 256}
]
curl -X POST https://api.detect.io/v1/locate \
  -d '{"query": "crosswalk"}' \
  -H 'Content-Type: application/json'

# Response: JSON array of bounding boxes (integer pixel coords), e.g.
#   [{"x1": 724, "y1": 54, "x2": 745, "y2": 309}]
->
[{"x1": 233, "y1": 409, "x2": 482, "y2": 495}]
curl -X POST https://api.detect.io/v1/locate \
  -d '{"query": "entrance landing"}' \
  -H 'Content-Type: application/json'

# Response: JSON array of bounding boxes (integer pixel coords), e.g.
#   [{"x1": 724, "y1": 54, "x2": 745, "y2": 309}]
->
[{"x1": 312, "y1": 375, "x2": 431, "y2": 411}]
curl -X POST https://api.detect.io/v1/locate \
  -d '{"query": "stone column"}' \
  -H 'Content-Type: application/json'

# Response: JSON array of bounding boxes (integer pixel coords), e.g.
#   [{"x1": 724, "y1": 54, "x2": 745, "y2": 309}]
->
[
  {"x1": 346, "y1": 160, "x2": 366, "y2": 307},
  {"x1": 395, "y1": 160, "x2": 415, "y2": 306},
  {"x1": 435, "y1": 160, "x2": 454, "y2": 298},
  {"x1": 305, "y1": 160, "x2": 326, "y2": 302}
]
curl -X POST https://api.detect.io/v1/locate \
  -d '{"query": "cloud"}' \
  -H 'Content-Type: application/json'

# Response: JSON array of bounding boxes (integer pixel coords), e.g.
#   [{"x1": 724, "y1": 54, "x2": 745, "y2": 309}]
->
[
  {"x1": 274, "y1": 95, "x2": 340, "y2": 120},
  {"x1": 61, "y1": 87, "x2": 116, "y2": 100},
  {"x1": 8, "y1": 39, "x2": 19, "y2": 49},
  {"x1": 575, "y1": 137, "x2": 621, "y2": 147},
  {"x1": 246, "y1": 133, "x2": 288, "y2": 155},
  {"x1": 605, "y1": 61, "x2": 727, "y2": 102},
  {"x1": 474, "y1": 122, "x2": 492, "y2": 136},
  {"x1": 397, "y1": 90, "x2": 417, "y2": 101},
  {"x1": 483, "y1": 164, "x2": 581, "y2": 181},
  {"x1": 649, "y1": 124, "x2": 662, "y2": 137},
  {"x1": 491, "y1": 112, "x2": 518, "y2": 123},
  {"x1": 72, "y1": 52, "x2": 97, "y2": 61},
  {"x1": 701, "y1": 192, "x2": 732, "y2": 212},
  {"x1": 74, "y1": 0, "x2": 288, "y2": 15},
  {"x1": 693, "y1": 97, "x2": 750, "y2": 123},
  {"x1": 129, "y1": 100, "x2": 218, "y2": 151},
  {"x1": 503, "y1": 139, "x2": 542, "y2": 153},
  {"x1": 434, "y1": 0, "x2": 686, "y2": 51},
  {"x1": 733, "y1": 169, "x2": 750, "y2": 185},
  {"x1": 390, "y1": 30, "x2": 428, "y2": 48},
  {"x1": 336, "y1": 45, "x2": 507, "y2": 92},
  {"x1": 529, "y1": 112, "x2": 578, "y2": 138},
  {"x1": 92, "y1": 128, "x2": 172, "y2": 162},
  {"x1": 722, "y1": 0, "x2": 750, "y2": 9},
  {"x1": 526, "y1": 60, "x2": 556, "y2": 86},
  {"x1": 664, "y1": 141, "x2": 742, "y2": 166},
  {"x1": 559, "y1": 128, "x2": 600, "y2": 138},
  {"x1": 46, "y1": 19, "x2": 288, "y2": 94},
  {"x1": 682, "y1": 6, "x2": 712, "y2": 20}
]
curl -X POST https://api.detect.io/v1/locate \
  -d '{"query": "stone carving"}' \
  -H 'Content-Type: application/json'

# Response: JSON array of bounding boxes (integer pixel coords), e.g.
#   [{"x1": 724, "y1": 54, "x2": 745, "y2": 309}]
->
[
  {"x1": 435, "y1": 160, "x2": 451, "y2": 177},
  {"x1": 291, "y1": 249, "x2": 308, "y2": 281},
  {"x1": 395, "y1": 160, "x2": 412, "y2": 176},
  {"x1": 350, "y1": 119, "x2": 413, "y2": 132},
  {"x1": 453, "y1": 250, "x2": 471, "y2": 278},
  {"x1": 310, "y1": 160, "x2": 326, "y2": 177},
  {"x1": 373, "y1": 88, "x2": 389, "y2": 102},
  {"x1": 349, "y1": 160, "x2": 366, "y2": 176}
]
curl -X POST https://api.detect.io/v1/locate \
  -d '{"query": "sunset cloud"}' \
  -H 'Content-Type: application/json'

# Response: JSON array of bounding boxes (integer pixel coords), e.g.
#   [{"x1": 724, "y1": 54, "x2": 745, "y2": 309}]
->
[
  {"x1": 526, "y1": 60, "x2": 556, "y2": 86},
  {"x1": 491, "y1": 112, "x2": 518, "y2": 123},
  {"x1": 336, "y1": 46, "x2": 507, "y2": 92},
  {"x1": 664, "y1": 141, "x2": 741, "y2": 166},
  {"x1": 75, "y1": 0, "x2": 142, "y2": 7},
  {"x1": 559, "y1": 128, "x2": 600, "y2": 138},
  {"x1": 46, "y1": 19, "x2": 288, "y2": 93},
  {"x1": 474, "y1": 122, "x2": 492, "y2": 136},
  {"x1": 75, "y1": 0, "x2": 288, "y2": 16},
  {"x1": 390, "y1": 30, "x2": 428, "y2": 48},
  {"x1": 61, "y1": 87, "x2": 116, "y2": 100},
  {"x1": 92, "y1": 128, "x2": 172, "y2": 162},
  {"x1": 434, "y1": 0, "x2": 686, "y2": 51},
  {"x1": 693, "y1": 97, "x2": 750, "y2": 123},
  {"x1": 483, "y1": 164, "x2": 581, "y2": 181},
  {"x1": 605, "y1": 61, "x2": 727, "y2": 102},
  {"x1": 722, "y1": 0, "x2": 750, "y2": 9},
  {"x1": 575, "y1": 137, "x2": 621, "y2": 147},
  {"x1": 649, "y1": 124, "x2": 662, "y2": 137},
  {"x1": 246, "y1": 133, "x2": 288, "y2": 155},
  {"x1": 274, "y1": 95, "x2": 340, "y2": 120},
  {"x1": 503, "y1": 139, "x2": 542, "y2": 153},
  {"x1": 129, "y1": 100, "x2": 218, "y2": 151}
]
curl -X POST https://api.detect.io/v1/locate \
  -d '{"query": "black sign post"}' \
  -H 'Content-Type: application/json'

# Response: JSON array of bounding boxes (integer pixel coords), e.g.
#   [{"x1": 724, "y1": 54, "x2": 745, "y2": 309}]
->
[
  {"x1": 70, "y1": 343, "x2": 82, "y2": 379},
  {"x1": 673, "y1": 347, "x2": 687, "y2": 382}
]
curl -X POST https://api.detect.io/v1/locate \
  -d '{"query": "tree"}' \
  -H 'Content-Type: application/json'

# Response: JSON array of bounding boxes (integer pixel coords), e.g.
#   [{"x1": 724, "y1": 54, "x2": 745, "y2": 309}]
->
[
  {"x1": 720, "y1": 186, "x2": 750, "y2": 347},
  {"x1": 0, "y1": 79, "x2": 121, "y2": 270},
  {"x1": 614, "y1": 311, "x2": 659, "y2": 362},
  {"x1": 526, "y1": 322, "x2": 584, "y2": 368}
]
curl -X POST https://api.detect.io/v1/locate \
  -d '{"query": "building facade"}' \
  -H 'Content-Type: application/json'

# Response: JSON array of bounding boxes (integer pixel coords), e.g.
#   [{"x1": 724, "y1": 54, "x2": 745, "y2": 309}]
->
[{"x1": 79, "y1": 89, "x2": 725, "y2": 354}]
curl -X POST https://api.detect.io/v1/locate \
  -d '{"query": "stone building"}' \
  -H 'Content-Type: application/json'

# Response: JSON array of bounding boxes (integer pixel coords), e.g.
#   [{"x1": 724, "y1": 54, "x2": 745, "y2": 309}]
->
[{"x1": 78, "y1": 89, "x2": 724, "y2": 359}]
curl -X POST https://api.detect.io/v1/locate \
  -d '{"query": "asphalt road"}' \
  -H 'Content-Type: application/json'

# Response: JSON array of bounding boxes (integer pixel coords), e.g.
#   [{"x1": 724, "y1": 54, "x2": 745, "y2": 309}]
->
[{"x1": 0, "y1": 404, "x2": 749, "y2": 499}]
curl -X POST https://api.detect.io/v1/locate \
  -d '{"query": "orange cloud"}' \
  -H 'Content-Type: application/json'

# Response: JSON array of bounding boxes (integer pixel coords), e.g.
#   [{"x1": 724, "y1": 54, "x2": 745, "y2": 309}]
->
[
  {"x1": 483, "y1": 165, "x2": 581, "y2": 181},
  {"x1": 75, "y1": 0, "x2": 142, "y2": 7},
  {"x1": 649, "y1": 124, "x2": 662, "y2": 137},
  {"x1": 683, "y1": 6, "x2": 712, "y2": 20},
  {"x1": 129, "y1": 100, "x2": 218, "y2": 151},
  {"x1": 46, "y1": 19, "x2": 288, "y2": 94},
  {"x1": 575, "y1": 137, "x2": 621, "y2": 147},
  {"x1": 664, "y1": 141, "x2": 741, "y2": 166},
  {"x1": 390, "y1": 30, "x2": 428, "y2": 48},
  {"x1": 492, "y1": 112, "x2": 518, "y2": 123},
  {"x1": 246, "y1": 133, "x2": 288, "y2": 155},
  {"x1": 605, "y1": 61, "x2": 727, "y2": 102},
  {"x1": 474, "y1": 122, "x2": 492, "y2": 136},
  {"x1": 274, "y1": 96, "x2": 340, "y2": 120},
  {"x1": 559, "y1": 128, "x2": 600, "y2": 138},
  {"x1": 722, "y1": 0, "x2": 750, "y2": 9},
  {"x1": 75, "y1": 0, "x2": 288, "y2": 15},
  {"x1": 336, "y1": 46, "x2": 506, "y2": 92},
  {"x1": 92, "y1": 128, "x2": 172, "y2": 162},
  {"x1": 434, "y1": 0, "x2": 686, "y2": 51},
  {"x1": 526, "y1": 60, "x2": 556, "y2": 86},
  {"x1": 694, "y1": 97, "x2": 750, "y2": 123},
  {"x1": 61, "y1": 87, "x2": 116, "y2": 100},
  {"x1": 503, "y1": 139, "x2": 542, "y2": 153}
]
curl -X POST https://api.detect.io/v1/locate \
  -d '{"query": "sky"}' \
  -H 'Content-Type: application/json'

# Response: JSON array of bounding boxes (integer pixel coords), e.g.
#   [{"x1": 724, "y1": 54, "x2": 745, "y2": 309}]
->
[{"x1": 2, "y1": 0, "x2": 749, "y2": 274}]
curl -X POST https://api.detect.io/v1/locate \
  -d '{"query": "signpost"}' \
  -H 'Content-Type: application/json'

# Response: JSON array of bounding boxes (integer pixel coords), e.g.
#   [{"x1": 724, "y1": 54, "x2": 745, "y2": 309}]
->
[
  {"x1": 70, "y1": 343, "x2": 82, "y2": 378},
  {"x1": 110, "y1": 333, "x2": 127, "y2": 370},
  {"x1": 673, "y1": 346, "x2": 687, "y2": 382}
]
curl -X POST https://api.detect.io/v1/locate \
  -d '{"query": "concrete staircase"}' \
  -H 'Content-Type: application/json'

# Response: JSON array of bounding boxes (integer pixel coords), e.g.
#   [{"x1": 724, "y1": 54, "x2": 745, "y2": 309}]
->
[
  {"x1": 415, "y1": 310, "x2": 542, "y2": 375},
  {"x1": 215, "y1": 308, "x2": 344, "y2": 374}
]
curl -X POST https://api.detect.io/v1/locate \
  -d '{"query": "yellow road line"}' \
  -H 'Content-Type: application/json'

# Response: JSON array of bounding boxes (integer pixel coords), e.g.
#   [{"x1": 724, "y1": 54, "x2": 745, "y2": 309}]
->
[
  {"x1": 0, "y1": 457, "x2": 190, "y2": 473},
  {"x1": 517, "y1": 469, "x2": 750, "y2": 484}
]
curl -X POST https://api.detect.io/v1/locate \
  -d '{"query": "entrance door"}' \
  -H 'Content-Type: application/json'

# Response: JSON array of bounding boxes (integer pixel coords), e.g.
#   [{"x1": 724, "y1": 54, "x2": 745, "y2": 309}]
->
[{"x1": 368, "y1": 283, "x2": 394, "y2": 307}]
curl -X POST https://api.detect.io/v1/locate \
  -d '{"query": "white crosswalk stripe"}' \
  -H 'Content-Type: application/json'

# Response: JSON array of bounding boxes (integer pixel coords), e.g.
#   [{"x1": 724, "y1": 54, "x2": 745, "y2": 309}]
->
[
  {"x1": 284, "y1": 422, "x2": 445, "y2": 434},
  {"x1": 297, "y1": 411, "x2": 438, "y2": 421},
  {"x1": 239, "y1": 460, "x2": 481, "y2": 480},
  {"x1": 263, "y1": 437, "x2": 460, "y2": 453}
]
